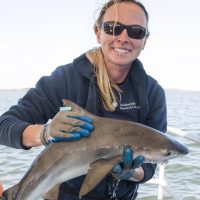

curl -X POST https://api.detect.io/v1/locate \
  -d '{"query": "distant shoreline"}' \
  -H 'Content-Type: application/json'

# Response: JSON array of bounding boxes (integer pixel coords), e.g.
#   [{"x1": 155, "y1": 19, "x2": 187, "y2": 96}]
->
[
  {"x1": 0, "y1": 88, "x2": 30, "y2": 92},
  {"x1": 0, "y1": 88, "x2": 200, "y2": 92}
]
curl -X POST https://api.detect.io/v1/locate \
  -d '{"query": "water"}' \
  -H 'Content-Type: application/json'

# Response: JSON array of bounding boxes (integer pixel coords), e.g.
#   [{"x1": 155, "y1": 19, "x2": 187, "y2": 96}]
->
[
  {"x1": 0, "y1": 89, "x2": 199, "y2": 199},
  {"x1": 138, "y1": 90, "x2": 200, "y2": 200}
]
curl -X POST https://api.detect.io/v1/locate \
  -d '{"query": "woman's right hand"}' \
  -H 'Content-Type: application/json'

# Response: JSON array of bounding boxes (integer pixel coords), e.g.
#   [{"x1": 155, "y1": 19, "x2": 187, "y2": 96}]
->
[{"x1": 41, "y1": 107, "x2": 94, "y2": 145}]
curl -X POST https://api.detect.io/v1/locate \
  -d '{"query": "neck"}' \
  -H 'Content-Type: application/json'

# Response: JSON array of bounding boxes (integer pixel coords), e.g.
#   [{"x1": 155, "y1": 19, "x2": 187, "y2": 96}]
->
[{"x1": 106, "y1": 64, "x2": 132, "y2": 84}]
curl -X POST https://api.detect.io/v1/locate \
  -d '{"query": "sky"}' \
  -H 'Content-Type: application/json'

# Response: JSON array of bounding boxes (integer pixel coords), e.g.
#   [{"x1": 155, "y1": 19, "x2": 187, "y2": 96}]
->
[{"x1": 0, "y1": 0, "x2": 200, "y2": 90}]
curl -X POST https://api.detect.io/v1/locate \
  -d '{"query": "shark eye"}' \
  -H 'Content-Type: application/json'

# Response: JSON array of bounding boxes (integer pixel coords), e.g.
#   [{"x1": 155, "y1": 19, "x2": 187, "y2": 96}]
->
[{"x1": 165, "y1": 151, "x2": 171, "y2": 156}]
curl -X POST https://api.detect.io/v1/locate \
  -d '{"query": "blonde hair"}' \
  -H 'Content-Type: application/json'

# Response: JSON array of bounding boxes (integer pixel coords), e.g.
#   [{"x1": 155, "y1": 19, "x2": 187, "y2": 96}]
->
[{"x1": 86, "y1": 48, "x2": 121, "y2": 111}]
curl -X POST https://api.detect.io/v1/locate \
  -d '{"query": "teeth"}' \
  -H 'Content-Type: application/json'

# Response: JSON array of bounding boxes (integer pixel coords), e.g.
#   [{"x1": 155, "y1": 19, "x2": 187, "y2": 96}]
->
[{"x1": 114, "y1": 48, "x2": 129, "y2": 54}]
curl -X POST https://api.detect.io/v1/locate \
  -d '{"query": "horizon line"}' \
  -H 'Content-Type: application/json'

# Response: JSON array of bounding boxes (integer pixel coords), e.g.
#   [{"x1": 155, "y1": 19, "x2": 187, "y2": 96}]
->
[{"x1": 0, "y1": 87, "x2": 200, "y2": 92}]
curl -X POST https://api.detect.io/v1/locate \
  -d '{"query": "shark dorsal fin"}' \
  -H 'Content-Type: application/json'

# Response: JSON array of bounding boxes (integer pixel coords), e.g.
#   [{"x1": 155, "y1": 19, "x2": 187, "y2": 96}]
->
[{"x1": 79, "y1": 155, "x2": 121, "y2": 197}]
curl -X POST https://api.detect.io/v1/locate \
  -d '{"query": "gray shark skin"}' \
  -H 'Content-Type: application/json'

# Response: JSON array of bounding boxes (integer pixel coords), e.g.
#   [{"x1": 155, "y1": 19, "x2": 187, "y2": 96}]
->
[{"x1": 2, "y1": 99, "x2": 189, "y2": 200}]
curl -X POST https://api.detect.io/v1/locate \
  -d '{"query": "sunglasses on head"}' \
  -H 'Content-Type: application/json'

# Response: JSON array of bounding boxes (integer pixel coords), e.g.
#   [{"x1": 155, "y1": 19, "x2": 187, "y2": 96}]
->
[{"x1": 101, "y1": 21, "x2": 148, "y2": 39}]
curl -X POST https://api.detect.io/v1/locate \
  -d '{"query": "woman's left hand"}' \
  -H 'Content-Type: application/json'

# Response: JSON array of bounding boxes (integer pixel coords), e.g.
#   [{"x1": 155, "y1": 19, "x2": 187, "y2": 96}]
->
[{"x1": 112, "y1": 147, "x2": 145, "y2": 181}]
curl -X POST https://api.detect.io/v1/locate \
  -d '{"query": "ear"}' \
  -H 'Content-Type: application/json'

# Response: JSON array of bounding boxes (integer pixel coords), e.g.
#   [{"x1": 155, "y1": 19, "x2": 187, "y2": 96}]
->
[
  {"x1": 142, "y1": 36, "x2": 148, "y2": 50},
  {"x1": 95, "y1": 27, "x2": 101, "y2": 44}
]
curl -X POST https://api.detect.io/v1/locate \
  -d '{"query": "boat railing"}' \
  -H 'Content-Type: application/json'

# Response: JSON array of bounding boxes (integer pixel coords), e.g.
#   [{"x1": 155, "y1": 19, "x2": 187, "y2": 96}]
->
[{"x1": 145, "y1": 126, "x2": 195, "y2": 200}]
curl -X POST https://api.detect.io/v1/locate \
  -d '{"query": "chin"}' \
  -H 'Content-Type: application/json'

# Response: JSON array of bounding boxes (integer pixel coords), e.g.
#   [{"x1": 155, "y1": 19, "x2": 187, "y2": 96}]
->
[{"x1": 113, "y1": 58, "x2": 133, "y2": 66}]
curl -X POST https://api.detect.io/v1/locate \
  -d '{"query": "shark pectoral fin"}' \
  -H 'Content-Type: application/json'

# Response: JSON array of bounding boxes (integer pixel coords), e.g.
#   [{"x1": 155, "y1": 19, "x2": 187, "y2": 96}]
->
[
  {"x1": 42, "y1": 184, "x2": 60, "y2": 200},
  {"x1": 79, "y1": 155, "x2": 121, "y2": 197}
]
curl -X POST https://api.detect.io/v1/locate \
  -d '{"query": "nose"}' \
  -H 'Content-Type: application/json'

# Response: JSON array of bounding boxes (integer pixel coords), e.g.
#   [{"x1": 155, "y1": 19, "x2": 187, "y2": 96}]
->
[{"x1": 117, "y1": 29, "x2": 129, "y2": 42}]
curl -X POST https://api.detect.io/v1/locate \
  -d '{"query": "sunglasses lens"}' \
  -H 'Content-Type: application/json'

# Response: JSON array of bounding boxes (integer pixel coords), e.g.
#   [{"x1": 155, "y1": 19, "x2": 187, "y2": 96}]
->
[
  {"x1": 103, "y1": 23, "x2": 123, "y2": 36},
  {"x1": 113, "y1": 24, "x2": 123, "y2": 36},
  {"x1": 128, "y1": 26, "x2": 146, "y2": 39},
  {"x1": 103, "y1": 23, "x2": 112, "y2": 34}
]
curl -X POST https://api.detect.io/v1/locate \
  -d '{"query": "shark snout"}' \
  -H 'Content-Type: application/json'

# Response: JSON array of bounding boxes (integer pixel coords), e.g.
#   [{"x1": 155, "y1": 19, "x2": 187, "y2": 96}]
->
[{"x1": 170, "y1": 138, "x2": 189, "y2": 155}]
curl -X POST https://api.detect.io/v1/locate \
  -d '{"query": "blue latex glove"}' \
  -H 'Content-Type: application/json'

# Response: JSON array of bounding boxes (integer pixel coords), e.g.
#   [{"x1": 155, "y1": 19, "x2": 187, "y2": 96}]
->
[
  {"x1": 41, "y1": 107, "x2": 94, "y2": 145},
  {"x1": 51, "y1": 115, "x2": 94, "y2": 142},
  {"x1": 112, "y1": 147, "x2": 145, "y2": 180}
]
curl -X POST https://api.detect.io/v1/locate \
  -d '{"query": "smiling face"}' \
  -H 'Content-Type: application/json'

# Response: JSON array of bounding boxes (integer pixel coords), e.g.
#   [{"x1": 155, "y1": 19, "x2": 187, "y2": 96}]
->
[{"x1": 95, "y1": 2, "x2": 148, "y2": 70}]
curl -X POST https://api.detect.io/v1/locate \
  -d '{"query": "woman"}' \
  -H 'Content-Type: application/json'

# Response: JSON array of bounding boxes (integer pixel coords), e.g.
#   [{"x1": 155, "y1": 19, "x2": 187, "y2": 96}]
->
[{"x1": 0, "y1": 0, "x2": 167, "y2": 199}]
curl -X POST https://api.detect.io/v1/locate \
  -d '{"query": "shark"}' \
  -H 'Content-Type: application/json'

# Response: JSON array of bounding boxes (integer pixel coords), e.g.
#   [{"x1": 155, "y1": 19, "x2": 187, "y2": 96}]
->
[{"x1": 1, "y1": 99, "x2": 189, "y2": 200}]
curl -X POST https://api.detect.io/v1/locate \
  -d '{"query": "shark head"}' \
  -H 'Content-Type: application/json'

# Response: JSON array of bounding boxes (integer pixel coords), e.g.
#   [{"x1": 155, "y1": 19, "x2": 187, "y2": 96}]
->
[{"x1": 132, "y1": 132, "x2": 189, "y2": 164}]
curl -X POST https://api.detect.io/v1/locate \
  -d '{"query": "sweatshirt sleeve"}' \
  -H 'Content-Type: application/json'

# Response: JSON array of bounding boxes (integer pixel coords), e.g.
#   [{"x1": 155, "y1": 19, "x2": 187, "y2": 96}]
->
[
  {"x1": 0, "y1": 66, "x2": 68, "y2": 149},
  {"x1": 139, "y1": 77, "x2": 167, "y2": 183},
  {"x1": 146, "y1": 78, "x2": 167, "y2": 133}
]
